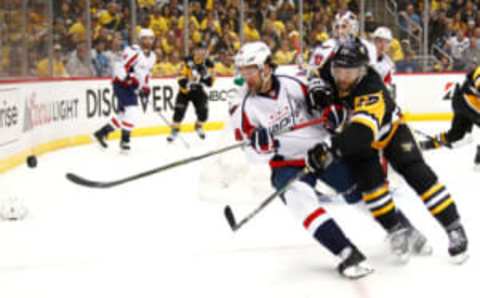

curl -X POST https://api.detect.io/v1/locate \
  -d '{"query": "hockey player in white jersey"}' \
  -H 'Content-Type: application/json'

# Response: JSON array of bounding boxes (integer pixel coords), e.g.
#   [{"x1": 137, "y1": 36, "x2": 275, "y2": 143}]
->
[
  {"x1": 371, "y1": 26, "x2": 395, "y2": 92},
  {"x1": 233, "y1": 41, "x2": 374, "y2": 279},
  {"x1": 309, "y1": 11, "x2": 377, "y2": 73},
  {"x1": 94, "y1": 28, "x2": 156, "y2": 152}
]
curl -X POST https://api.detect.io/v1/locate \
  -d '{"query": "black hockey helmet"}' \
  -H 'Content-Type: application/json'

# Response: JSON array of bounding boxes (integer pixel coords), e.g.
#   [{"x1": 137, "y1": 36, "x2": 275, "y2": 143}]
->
[{"x1": 332, "y1": 39, "x2": 369, "y2": 68}]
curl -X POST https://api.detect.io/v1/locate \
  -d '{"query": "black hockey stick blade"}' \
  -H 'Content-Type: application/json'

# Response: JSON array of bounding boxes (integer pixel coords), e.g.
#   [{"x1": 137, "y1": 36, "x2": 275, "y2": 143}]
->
[
  {"x1": 66, "y1": 173, "x2": 113, "y2": 188},
  {"x1": 224, "y1": 206, "x2": 238, "y2": 231}
]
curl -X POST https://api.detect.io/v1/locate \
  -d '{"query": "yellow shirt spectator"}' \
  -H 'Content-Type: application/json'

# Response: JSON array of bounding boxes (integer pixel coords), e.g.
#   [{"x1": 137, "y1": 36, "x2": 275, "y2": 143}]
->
[
  {"x1": 36, "y1": 58, "x2": 68, "y2": 77},
  {"x1": 98, "y1": 10, "x2": 114, "y2": 26},
  {"x1": 272, "y1": 20, "x2": 286, "y2": 36},
  {"x1": 150, "y1": 15, "x2": 169, "y2": 36},
  {"x1": 137, "y1": 0, "x2": 155, "y2": 8},
  {"x1": 161, "y1": 37, "x2": 175, "y2": 56},
  {"x1": 315, "y1": 32, "x2": 329, "y2": 43},
  {"x1": 273, "y1": 49, "x2": 295, "y2": 65},
  {"x1": 152, "y1": 61, "x2": 178, "y2": 77},
  {"x1": 214, "y1": 62, "x2": 234, "y2": 76},
  {"x1": 388, "y1": 38, "x2": 405, "y2": 62},
  {"x1": 243, "y1": 24, "x2": 260, "y2": 42},
  {"x1": 200, "y1": 19, "x2": 222, "y2": 34},
  {"x1": 178, "y1": 16, "x2": 200, "y2": 30},
  {"x1": 68, "y1": 21, "x2": 86, "y2": 42}
]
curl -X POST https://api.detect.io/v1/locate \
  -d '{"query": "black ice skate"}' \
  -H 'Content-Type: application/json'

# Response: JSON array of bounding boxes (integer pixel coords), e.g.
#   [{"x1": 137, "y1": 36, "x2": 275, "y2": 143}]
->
[
  {"x1": 93, "y1": 124, "x2": 114, "y2": 149},
  {"x1": 474, "y1": 145, "x2": 480, "y2": 171},
  {"x1": 120, "y1": 140, "x2": 130, "y2": 153},
  {"x1": 447, "y1": 222, "x2": 469, "y2": 264},
  {"x1": 195, "y1": 126, "x2": 206, "y2": 139},
  {"x1": 337, "y1": 246, "x2": 374, "y2": 279},
  {"x1": 167, "y1": 128, "x2": 179, "y2": 143}
]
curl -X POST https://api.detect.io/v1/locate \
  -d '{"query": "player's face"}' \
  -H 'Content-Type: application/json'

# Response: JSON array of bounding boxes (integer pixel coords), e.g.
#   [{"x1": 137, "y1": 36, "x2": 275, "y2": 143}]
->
[
  {"x1": 374, "y1": 38, "x2": 390, "y2": 55},
  {"x1": 193, "y1": 48, "x2": 206, "y2": 63},
  {"x1": 239, "y1": 65, "x2": 262, "y2": 91},
  {"x1": 140, "y1": 36, "x2": 155, "y2": 50},
  {"x1": 332, "y1": 66, "x2": 362, "y2": 92},
  {"x1": 335, "y1": 21, "x2": 351, "y2": 40}
]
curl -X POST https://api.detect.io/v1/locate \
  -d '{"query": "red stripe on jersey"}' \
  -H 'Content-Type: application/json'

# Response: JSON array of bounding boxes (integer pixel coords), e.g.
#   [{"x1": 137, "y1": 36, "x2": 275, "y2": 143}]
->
[
  {"x1": 122, "y1": 121, "x2": 134, "y2": 128},
  {"x1": 241, "y1": 111, "x2": 256, "y2": 137},
  {"x1": 124, "y1": 53, "x2": 139, "y2": 73},
  {"x1": 234, "y1": 128, "x2": 244, "y2": 141},
  {"x1": 269, "y1": 159, "x2": 305, "y2": 168},
  {"x1": 111, "y1": 117, "x2": 121, "y2": 128},
  {"x1": 303, "y1": 208, "x2": 326, "y2": 229},
  {"x1": 384, "y1": 71, "x2": 393, "y2": 85}
]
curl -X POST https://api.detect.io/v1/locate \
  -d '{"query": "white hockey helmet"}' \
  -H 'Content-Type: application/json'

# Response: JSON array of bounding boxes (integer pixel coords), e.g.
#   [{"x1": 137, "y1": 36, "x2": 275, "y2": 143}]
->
[
  {"x1": 139, "y1": 28, "x2": 155, "y2": 39},
  {"x1": 372, "y1": 26, "x2": 393, "y2": 41},
  {"x1": 235, "y1": 41, "x2": 272, "y2": 69},
  {"x1": 333, "y1": 11, "x2": 359, "y2": 37}
]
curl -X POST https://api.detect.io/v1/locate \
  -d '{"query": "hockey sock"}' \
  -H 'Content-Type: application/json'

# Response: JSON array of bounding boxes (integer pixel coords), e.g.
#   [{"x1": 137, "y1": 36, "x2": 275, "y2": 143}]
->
[
  {"x1": 121, "y1": 129, "x2": 131, "y2": 144},
  {"x1": 312, "y1": 218, "x2": 354, "y2": 255},
  {"x1": 362, "y1": 184, "x2": 399, "y2": 231},
  {"x1": 419, "y1": 182, "x2": 459, "y2": 228},
  {"x1": 97, "y1": 124, "x2": 115, "y2": 137}
]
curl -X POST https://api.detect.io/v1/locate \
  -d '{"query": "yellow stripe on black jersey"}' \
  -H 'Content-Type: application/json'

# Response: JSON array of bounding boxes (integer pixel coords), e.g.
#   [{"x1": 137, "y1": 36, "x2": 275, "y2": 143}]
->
[{"x1": 350, "y1": 91, "x2": 386, "y2": 138}]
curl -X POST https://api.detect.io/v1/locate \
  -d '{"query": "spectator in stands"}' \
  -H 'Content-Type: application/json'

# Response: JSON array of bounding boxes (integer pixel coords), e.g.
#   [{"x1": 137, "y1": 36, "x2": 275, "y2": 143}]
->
[
  {"x1": 243, "y1": 17, "x2": 260, "y2": 42},
  {"x1": 273, "y1": 39, "x2": 295, "y2": 65},
  {"x1": 389, "y1": 36, "x2": 405, "y2": 63},
  {"x1": 92, "y1": 39, "x2": 111, "y2": 77},
  {"x1": 36, "y1": 44, "x2": 68, "y2": 77},
  {"x1": 103, "y1": 32, "x2": 124, "y2": 69},
  {"x1": 463, "y1": 37, "x2": 480, "y2": 71},
  {"x1": 396, "y1": 50, "x2": 420, "y2": 73},
  {"x1": 445, "y1": 29, "x2": 470, "y2": 70},
  {"x1": 214, "y1": 51, "x2": 234, "y2": 76},
  {"x1": 364, "y1": 11, "x2": 378, "y2": 34},
  {"x1": 66, "y1": 42, "x2": 95, "y2": 77}
]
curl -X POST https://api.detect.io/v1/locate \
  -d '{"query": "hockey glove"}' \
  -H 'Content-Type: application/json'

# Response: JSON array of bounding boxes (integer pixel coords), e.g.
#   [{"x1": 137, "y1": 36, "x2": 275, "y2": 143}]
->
[
  {"x1": 306, "y1": 142, "x2": 334, "y2": 174},
  {"x1": 122, "y1": 74, "x2": 140, "y2": 89},
  {"x1": 322, "y1": 104, "x2": 349, "y2": 134},
  {"x1": 139, "y1": 86, "x2": 151, "y2": 98},
  {"x1": 306, "y1": 78, "x2": 334, "y2": 114},
  {"x1": 250, "y1": 127, "x2": 278, "y2": 154}
]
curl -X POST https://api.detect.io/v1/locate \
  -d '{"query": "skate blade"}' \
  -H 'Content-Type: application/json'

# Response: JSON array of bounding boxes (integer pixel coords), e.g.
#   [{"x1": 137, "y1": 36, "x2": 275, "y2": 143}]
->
[
  {"x1": 413, "y1": 244, "x2": 433, "y2": 256},
  {"x1": 451, "y1": 252, "x2": 469, "y2": 265},
  {"x1": 342, "y1": 264, "x2": 375, "y2": 280},
  {"x1": 393, "y1": 251, "x2": 411, "y2": 264}
]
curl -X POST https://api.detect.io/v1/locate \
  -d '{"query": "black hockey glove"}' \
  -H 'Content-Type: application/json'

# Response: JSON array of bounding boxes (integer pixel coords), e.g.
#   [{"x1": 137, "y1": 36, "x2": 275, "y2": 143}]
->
[
  {"x1": 306, "y1": 78, "x2": 334, "y2": 114},
  {"x1": 250, "y1": 127, "x2": 278, "y2": 154},
  {"x1": 306, "y1": 142, "x2": 335, "y2": 174}
]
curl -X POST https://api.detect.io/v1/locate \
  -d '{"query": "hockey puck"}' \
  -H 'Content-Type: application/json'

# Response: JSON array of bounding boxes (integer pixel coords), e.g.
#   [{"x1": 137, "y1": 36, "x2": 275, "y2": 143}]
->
[{"x1": 26, "y1": 155, "x2": 37, "y2": 168}]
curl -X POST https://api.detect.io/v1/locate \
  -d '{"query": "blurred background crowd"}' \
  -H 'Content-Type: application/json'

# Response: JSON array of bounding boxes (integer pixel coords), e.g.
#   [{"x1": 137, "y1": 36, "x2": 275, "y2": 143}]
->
[{"x1": 1, "y1": 0, "x2": 480, "y2": 79}]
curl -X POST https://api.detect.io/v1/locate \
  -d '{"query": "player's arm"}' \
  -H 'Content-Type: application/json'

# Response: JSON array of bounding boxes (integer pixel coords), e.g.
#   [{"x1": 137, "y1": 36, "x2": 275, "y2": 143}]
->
[
  {"x1": 200, "y1": 58, "x2": 215, "y2": 87},
  {"x1": 113, "y1": 47, "x2": 139, "y2": 83},
  {"x1": 331, "y1": 91, "x2": 386, "y2": 157},
  {"x1": 177, "y1": 60, "x2": 190, "y2": 94}
]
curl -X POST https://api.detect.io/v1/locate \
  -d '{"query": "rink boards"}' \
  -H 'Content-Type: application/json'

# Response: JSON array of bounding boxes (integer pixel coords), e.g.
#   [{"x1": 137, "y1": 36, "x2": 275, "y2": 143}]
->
[{"x1": 0, "y1": 69, "x2": 465, "y2": 172}]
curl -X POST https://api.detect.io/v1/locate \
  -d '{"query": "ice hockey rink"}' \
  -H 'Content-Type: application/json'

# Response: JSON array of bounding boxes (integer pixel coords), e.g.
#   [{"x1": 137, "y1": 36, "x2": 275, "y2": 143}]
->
[{"x1": 0, "y1": 121, "x2": 476, "y2": 298}]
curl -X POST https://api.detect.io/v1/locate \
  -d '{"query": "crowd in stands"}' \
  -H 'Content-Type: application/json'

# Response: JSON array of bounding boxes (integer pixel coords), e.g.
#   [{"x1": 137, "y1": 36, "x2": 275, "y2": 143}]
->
[{"x1": 1, "y1": 0, "x2": 480, "y2": 78}]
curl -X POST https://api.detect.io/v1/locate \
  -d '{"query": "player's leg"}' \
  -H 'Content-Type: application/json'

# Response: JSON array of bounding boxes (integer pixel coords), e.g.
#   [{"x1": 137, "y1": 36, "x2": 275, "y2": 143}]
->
[
  {"x1": 168, "y1": 91, "x2": 189, "y2": 142},
  {"x1": 94, "y1": 84, "x2": 123, "y2": 148},
  {"x1": 318, "y1": 158, "x2": 432, "y2": 255},
  {"x1": 343, "y1": 148, "x2": 414, "y2": 261},
  {"x1": 192, "y1": 90, "x2": 209, "y2": 139},
  {"x1": 118, "y1": 105, "x2": 139, "y2": 151},
  {"x1": 271, "y1": 166, "x2": 373, "y2": 279},
  {"x1": 385, "y1": 124, "x2": 468, "y2": 263},
  {"x1": 419, "y1": 112, "x2": 473, "y2": 150}
]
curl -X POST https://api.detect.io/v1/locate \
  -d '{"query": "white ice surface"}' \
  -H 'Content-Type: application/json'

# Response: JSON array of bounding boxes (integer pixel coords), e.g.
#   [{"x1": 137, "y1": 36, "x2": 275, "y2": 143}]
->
[{"x1": 0, "y1": 122, "x2": 477, "y2": 298}]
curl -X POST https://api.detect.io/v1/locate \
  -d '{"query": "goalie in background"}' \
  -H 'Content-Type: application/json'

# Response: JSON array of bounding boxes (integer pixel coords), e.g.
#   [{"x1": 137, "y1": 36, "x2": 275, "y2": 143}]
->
[
  {"x1": 167, "y1": 42, "x2": 215, "y2": 142},
  {"x1": 419, "y1": 67, "x2": 480, "y2": 170},
  {"x1": 93, "y1": 28, "x2": 156, "y2": 152}
]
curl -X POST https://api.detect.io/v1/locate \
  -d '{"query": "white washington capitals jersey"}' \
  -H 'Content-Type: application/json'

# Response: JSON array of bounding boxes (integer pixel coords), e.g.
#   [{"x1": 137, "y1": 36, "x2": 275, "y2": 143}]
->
[
  {"x1": 372, "y1": 53, "x2": 395, "y2": 87},
  {"x1": 113, "y1": 44, "x2": 156, "y2": 89},
  {"x1": 309, "y1": 38, "x2": 377, "y2": 70},
  {"x1": 231, "y1": 75, "x2": 330, "y2": 165}
]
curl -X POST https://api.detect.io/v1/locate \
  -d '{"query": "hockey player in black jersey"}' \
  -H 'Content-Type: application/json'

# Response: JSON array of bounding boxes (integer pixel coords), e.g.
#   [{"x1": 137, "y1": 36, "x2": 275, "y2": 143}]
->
[
  {"x1": 167, "y1": 42, "x2": 215, "y2": 142},
  {"x1": 306, "y1": 39, "x2": 469, "y2": 264},
  {"x1": 419, "y1": 67, "x2": 480, "y2": 170}
]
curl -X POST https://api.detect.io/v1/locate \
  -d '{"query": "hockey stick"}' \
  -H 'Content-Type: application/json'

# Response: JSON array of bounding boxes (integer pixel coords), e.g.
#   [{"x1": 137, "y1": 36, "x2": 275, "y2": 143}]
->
[
  {"x1": 224, "y1": 167, "x2": 310, "y2": 232},
  {"x1": 157, "y1": 111, "x2": 191, "y2": 149},
  {"x1": 66, "y1": 117, "x2": 327, "y2": 188},
  {"x1": 412, "y1": 128, "x2": 452, "y2": 149}
]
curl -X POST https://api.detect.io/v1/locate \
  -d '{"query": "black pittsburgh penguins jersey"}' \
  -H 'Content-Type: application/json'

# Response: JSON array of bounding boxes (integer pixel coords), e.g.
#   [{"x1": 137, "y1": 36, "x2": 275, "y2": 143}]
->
[
  {"x1": 458, "y1": 66, "x2": 480, "y2": 115},
  {"x1": 178, "y1": 56, "x2": 214, "y2": 93},
  {"x1": 320, "y1": 65, "x2": 403, "y2": 155}
]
